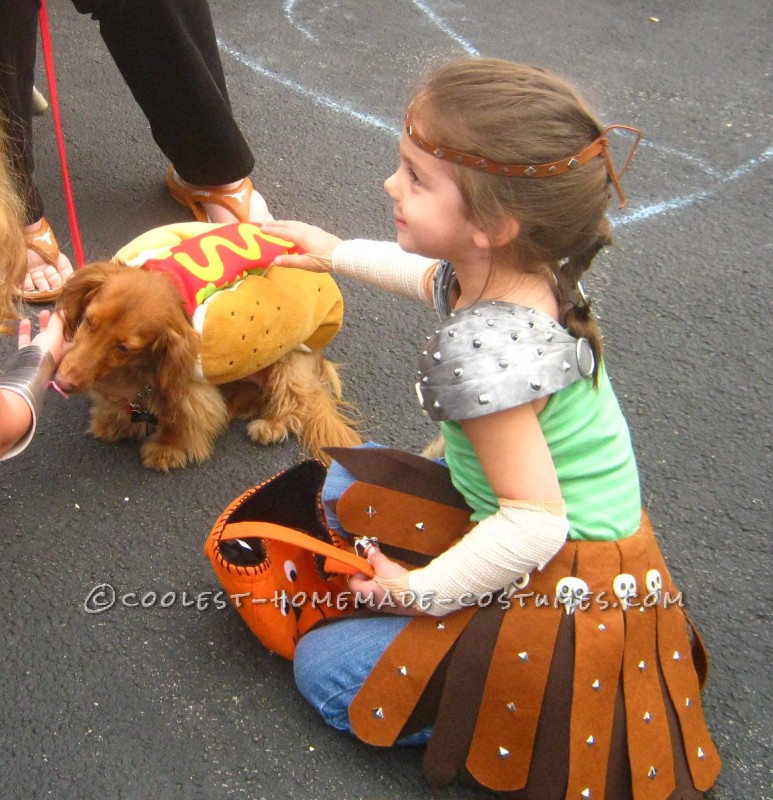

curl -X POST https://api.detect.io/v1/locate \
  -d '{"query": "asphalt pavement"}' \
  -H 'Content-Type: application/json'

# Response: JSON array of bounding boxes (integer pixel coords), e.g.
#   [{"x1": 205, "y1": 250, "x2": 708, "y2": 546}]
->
[{"x1": 1, "y1": 1, "x2": 770, "y2": 798}]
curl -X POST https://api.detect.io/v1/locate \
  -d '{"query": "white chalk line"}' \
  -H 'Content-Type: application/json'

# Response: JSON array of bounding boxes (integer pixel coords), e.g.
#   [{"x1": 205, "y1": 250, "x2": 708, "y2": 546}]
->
[
  {"x1": 410, "y1": 0, "x2": 480, "y2": 56},
  {"x1": 614, "y1": 148, "x2": 772, "y2": 227},
  {"x1": 220, "y1": 37, "x2": 771, "y2": 228},
  {"x1": 282, "y1": 0, "x2": 479, "y2": 55},
  {"x1": 283, "y1": 0, "x2": 317, "y2": 42},
  {"x1": 219, "y1": 40, "x2": 401, "y2": 136}
]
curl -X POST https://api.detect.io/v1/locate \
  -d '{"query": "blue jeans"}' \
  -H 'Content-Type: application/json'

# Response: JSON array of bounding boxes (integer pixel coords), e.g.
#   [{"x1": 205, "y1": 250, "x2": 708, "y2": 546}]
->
[{"x1": 293, "y1": 615, "x2": 432, "y2": 746}]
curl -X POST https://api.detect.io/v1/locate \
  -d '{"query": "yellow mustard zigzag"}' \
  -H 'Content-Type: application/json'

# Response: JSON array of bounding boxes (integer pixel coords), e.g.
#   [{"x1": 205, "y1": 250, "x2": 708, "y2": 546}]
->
[{"x1": 171, "y1": 223, "x2": 294, "y2": 282}]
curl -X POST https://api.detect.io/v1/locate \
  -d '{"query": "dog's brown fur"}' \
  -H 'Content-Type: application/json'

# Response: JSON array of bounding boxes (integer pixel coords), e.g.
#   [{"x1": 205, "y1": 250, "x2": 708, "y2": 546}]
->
[{"x1": 55, "y1": 262, "x2": 361, "y2": 471}]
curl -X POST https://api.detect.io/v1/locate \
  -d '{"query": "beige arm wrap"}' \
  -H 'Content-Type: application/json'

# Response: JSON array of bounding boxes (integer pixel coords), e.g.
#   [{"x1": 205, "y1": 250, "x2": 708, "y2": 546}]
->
[
  {"x1": 325, "y1": 240, "x2": 436, "y2": 305},
  {"x1": 376, "y1": 500, "x2": 569, "y2": 616}
]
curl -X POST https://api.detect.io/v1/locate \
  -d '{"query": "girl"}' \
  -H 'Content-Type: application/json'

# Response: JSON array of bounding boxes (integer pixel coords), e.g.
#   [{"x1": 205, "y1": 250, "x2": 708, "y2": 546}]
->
[
  {"x1": 258, "y1": 58, "x2": 721, "y2": 798},
  {"x1": 0, "y1": 120, "x2": 66, "y2": 459}
]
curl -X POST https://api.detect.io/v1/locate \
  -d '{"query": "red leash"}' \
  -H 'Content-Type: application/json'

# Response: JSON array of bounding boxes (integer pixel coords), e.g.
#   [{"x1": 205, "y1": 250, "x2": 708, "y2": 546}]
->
[{"x1": 38, "y1": 0, "x2": 86, "y2": 267}]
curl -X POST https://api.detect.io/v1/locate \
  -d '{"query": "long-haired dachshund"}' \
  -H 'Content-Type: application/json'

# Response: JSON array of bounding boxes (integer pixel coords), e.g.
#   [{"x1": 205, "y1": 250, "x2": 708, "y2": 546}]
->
[{"x1": 54, "y1": 262, "x2": 361, "y2": 471}]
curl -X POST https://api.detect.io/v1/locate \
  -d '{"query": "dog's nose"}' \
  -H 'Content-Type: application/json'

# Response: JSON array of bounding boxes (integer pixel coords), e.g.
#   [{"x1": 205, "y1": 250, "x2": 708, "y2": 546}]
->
[{"x1": 53, "y1": 372, "x2": 77, "y2": 394}]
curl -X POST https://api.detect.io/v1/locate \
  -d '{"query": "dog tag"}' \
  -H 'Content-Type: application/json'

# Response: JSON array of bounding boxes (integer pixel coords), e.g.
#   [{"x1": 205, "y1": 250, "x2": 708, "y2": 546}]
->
[{"x1": 130, "y1": 409, "x2": 159, "y2": 425}]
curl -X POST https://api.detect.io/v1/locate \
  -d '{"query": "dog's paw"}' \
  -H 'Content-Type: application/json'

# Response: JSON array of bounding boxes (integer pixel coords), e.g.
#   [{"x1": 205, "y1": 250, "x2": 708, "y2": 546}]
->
[
  {"x1": 140, "y1": 440, "x2": 192, "y2": 472},
  {"x1": 90, "y1": 414, "x2": 136, "y2": 442},
  {"x1": 246, "y1": 418, "x2": 291, "y2": 446}
]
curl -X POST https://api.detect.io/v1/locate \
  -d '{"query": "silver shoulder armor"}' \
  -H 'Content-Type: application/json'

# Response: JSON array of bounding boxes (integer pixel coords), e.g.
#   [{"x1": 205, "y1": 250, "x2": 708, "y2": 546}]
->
[{"x1": 416, "y1": 301, "x2": 595, "y2": 422}]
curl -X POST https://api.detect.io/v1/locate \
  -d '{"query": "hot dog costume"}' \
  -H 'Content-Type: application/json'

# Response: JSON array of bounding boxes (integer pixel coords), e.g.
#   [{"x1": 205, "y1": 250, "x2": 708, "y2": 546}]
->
[{"x1": 113, "y1": 222, "x2": 344, "y2": 385}]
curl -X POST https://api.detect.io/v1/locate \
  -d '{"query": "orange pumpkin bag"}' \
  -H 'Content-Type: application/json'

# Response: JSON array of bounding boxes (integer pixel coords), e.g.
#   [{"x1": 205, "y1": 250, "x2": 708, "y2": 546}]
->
[{"x1": 204, "y1": 459, "x2": 372, "y2": 660}]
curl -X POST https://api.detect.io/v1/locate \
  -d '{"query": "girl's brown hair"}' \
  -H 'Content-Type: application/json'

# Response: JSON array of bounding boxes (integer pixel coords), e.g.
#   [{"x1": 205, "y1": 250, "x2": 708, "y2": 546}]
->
[
  {"x1": 409, "y1": 58, "x2": 614, "y2": 372},
  {"x1": 0, "y1": 117, "x2": 26, "y2": 333}
]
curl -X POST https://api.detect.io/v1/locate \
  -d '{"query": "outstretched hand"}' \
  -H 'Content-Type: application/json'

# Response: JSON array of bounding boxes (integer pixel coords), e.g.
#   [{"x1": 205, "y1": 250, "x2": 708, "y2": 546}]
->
[
  {"x1": 18, "y1": 310, "x2": 69, "y2": 365},
  {"x1": 261, "y1": 220, "x2": 341, "y2": 271}
]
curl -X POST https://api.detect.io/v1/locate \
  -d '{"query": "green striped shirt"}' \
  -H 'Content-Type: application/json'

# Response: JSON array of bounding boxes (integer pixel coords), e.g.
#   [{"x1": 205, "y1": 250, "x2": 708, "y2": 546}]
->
[{"x1": 440, "y1": 366, "x2": 642, "y2": 541}]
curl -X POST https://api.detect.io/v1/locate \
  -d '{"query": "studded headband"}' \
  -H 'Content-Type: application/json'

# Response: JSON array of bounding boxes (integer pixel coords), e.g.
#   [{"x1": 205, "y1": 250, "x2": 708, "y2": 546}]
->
[{"x1": 404, "y1": 114, "x2": 642, "y2": 209}]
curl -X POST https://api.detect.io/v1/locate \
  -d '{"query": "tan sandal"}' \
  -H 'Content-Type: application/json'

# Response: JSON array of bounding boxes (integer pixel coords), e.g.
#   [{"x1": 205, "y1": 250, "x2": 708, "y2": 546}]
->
[
  {"x1": 166, "y1": 166, "x2": 255, "y2": 223},
  {"x1": 23, "y1": 218, "x2": 67, "y2": 304},
  {"x1": 31, "y1": 86, "x2": 49, "y2": 115}
]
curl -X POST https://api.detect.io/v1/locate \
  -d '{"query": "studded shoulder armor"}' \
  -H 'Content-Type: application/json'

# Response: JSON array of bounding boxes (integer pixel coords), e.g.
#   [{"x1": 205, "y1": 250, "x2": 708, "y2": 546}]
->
[{"x1": 416, "y1": 300, "x2": 595, "y2": 422}]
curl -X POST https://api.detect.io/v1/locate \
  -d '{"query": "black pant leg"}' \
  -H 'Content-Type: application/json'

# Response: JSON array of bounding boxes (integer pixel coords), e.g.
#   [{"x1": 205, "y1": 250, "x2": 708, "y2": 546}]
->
[
  {"x1": 74, "y1": 0, "x2": 254, "y2": 185},
  {"x1": 0, "y1": 0, "x2": 44, "y2": 224}
]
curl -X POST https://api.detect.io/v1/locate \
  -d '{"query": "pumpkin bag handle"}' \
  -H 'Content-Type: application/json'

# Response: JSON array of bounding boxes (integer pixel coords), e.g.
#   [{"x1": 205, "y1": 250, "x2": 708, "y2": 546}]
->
[{"x1": 221, "y1": 521, "x2": 375, "y2": 578}]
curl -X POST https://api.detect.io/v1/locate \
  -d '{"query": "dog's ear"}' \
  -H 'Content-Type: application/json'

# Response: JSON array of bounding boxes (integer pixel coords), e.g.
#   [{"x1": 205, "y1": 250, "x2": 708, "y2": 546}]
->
[
  {"x1": 151, "y1": 318, "x2": 200, "y2": 404},
  {"x1": 55, "y1": 261, "x2": 122, "y2": 339}
]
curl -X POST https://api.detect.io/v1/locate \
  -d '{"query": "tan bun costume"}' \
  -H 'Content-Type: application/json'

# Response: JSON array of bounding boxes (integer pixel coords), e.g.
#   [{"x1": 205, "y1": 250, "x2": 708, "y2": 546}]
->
[{"x1": 114, "y1": 222, "x2": 344, "y2": 385}]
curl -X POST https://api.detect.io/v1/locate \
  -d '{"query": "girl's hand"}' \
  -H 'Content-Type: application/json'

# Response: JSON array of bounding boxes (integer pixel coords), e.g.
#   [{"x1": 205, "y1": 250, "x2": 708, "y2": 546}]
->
[
  {"x1": 349, "y1": 549, "x2": 427, "y2": 616},
  {"x1": 261, "y1": 220, "x2": 341, "y2": 271},
  {"x1": 18, "y1": 310, "x2": 69, "y2": 365}
]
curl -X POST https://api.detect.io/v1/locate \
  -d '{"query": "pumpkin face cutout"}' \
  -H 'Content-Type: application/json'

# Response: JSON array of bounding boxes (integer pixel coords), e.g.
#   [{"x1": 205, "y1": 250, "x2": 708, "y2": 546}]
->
[{"x1": 205, "y1": 460, "x2": 371, "y2": 660}]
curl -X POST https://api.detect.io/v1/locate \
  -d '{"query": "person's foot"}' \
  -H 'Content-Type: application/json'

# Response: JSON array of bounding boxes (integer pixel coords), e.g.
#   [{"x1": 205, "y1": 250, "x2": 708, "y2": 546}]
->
[
  {"x1": 23, "y1": 219, "x2": 74, "y2": 303},
  {"x1": 166, "y1": 168, "x2": 274, "y2": 224}
]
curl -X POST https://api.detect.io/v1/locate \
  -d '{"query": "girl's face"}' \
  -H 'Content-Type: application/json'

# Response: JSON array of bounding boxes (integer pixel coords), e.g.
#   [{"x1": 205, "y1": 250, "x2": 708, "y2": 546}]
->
[{"x1": 383, "y1": 129, "x2": 487, "y2": 263}]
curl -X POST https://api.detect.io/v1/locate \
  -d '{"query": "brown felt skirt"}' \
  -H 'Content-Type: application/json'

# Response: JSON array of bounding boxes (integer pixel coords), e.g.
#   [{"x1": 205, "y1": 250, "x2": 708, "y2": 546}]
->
[
  {"x1": 326, "y1": 448, "x2": 722, "y2": 800},
  {"x1": 346, "y1": 521, "x2": 721, "y2": 799}
]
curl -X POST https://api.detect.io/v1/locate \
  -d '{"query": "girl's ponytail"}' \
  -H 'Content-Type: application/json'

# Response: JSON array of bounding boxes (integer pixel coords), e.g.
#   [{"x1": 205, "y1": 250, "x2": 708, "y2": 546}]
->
[{"x1": 553, "y1": 217, "x2": 612, "y2": 383}]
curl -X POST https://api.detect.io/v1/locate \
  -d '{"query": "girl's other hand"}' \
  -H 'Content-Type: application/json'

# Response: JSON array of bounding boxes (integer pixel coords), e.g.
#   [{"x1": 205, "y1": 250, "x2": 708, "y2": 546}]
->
[
  {"x1": 19, "y1": 310, "x2": 69, "y2": 365},
  {"x1": 262, "y1": 220, "x2": 342, "y2": 271},
  {"x1": 349, "y1": 549, "x2": 426, "y2": 616}
]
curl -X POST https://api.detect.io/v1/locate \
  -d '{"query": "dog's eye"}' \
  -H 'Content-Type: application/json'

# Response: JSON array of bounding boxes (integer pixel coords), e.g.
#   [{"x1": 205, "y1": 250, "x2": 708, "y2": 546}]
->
[{"x1": 116, "y1": 343, "x2": 130, "y2": 353}]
